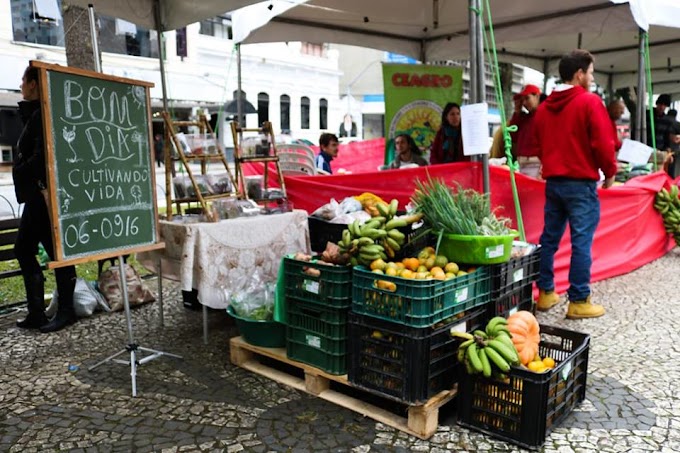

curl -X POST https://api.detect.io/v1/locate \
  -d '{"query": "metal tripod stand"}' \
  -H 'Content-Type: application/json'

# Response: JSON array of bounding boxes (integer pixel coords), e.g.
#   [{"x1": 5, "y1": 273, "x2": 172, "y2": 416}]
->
[{"x1": 89, "y1": 256, "x2": 181, "y2": 397}]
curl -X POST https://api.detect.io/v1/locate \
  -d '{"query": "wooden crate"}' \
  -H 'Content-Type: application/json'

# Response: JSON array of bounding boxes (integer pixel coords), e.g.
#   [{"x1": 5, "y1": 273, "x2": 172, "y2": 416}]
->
[{"x1": 229, "y1": 336, "x2": 456, "y2": 439}]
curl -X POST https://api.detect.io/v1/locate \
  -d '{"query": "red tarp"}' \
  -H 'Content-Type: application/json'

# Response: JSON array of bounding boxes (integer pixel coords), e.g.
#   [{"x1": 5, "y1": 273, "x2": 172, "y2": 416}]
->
[{"x1": 283, "y1": 163, "x2": 673, "y2": 294}]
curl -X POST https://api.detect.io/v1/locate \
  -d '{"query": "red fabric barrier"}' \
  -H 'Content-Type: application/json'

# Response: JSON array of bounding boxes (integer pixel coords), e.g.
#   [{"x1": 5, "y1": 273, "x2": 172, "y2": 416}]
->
[
  {"x1": 241, "y1": 138, "x2": 387, "y2": 178},
  {"x1": 284, "y1": 163, "x2": 673, "y2": 294}
]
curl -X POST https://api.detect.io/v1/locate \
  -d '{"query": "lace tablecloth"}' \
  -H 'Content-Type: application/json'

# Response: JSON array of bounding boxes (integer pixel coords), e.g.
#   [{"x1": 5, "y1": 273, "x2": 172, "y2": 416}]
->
[{"x1": 138, "y1": 210, "x2": 310, "y2": 309}]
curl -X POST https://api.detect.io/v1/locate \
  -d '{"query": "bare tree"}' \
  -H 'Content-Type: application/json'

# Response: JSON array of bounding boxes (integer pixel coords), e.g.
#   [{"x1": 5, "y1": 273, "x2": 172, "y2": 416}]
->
[{"x1": 62, "y1": 1, "x2": 101, "y2": 71}]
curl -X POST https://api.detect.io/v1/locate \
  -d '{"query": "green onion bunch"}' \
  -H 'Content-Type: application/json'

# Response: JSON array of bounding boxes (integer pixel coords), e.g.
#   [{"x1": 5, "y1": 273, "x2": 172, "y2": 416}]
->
[{"x1": 411, "y1": 176, "x2": 511, "y2": 236}]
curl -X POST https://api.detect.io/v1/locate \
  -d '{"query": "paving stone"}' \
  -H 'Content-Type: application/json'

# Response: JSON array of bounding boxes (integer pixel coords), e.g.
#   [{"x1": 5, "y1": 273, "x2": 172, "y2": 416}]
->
[{"x1": 2, "y1": 264, "x2": 680, "y2": 452}]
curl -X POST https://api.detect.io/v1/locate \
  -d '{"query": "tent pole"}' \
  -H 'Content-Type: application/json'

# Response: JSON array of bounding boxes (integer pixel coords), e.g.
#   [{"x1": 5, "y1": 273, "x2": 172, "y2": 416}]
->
[
  {"x1": 469, "y1": 0, "x2": 489, "y2": 194},
  {"x1": 154, "y1": 0, "x2": 169, "y2": 112},
  {"x1": 87, "y1": 5, "x2": 101, "y2": 72},
  {"x1": 237, "y1": 44, "x2": 243, "y2": 126},
  {"x1": 542, "y1": 58, "x2": 549, "y2": 93},
  {"x1": 607, "y1": 73, "x2": 613, "y2": 102},
  {"x1": 636, "y1": 29, "x2": 646, "y2": 143}
]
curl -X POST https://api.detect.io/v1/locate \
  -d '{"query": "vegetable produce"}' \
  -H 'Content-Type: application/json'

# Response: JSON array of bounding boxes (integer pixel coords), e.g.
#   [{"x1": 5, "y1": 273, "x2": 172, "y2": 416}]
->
[
  {"x1": 506, "y1": 311, "x2": 541, "y2": 366},
  {"x1": 411, "y1": 176, "x2": 512, "y2": 236}
]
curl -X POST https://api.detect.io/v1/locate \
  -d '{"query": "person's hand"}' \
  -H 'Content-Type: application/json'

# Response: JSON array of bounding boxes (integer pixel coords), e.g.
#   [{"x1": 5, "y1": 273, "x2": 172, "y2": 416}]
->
[{"x1": 602, "y1": 175, "x2": 615, "y2": 189}]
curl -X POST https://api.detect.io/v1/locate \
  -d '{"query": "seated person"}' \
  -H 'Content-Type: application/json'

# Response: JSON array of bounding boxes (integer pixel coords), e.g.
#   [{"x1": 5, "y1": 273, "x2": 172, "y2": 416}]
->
[
  {"x1": 315, "y1": 132, "x2": 339, "y2": 174},
  {"x1": 388, "y1": 134, "x2": 428, "y2": 169}
]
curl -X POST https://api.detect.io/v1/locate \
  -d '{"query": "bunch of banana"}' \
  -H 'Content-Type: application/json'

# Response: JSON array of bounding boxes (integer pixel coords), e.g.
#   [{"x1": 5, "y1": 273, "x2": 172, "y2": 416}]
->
[
  {"x1": 654, "y1": 185, "x2": 680, "y2": 245},
  {"x1": 451, "y1": 316, "x2": 520, "y2": 379},
  {"x1": 337, "y1": 198, "x2": 423, "y2": 266}
]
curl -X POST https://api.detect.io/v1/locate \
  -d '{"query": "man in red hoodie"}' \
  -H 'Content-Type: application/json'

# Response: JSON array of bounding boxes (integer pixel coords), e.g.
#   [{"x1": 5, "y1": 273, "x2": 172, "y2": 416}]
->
[{"x1": 532, "y1": 49, "x2": 617, "y2": 319}]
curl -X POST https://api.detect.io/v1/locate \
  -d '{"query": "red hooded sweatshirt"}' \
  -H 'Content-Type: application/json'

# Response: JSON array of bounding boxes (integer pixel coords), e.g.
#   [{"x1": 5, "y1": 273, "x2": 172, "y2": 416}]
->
[{"x1": 532, "y1": 85, "x2": 617, "y2": 181}]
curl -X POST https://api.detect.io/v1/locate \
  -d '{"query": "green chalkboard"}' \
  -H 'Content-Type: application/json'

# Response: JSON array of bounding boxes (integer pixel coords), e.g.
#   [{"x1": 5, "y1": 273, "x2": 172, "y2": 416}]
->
[{"x1": 40, "y1": 63, "x2": 158, "y2": 262}]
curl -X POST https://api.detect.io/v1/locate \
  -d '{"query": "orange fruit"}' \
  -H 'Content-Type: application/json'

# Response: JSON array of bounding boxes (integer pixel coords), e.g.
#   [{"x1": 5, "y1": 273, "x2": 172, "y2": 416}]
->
[
  {"x1": 385, "y1": 267, "x2": 398, "y2": 277},
  {"x1": 527, "y1": 361, "x2": 546, "y2": 373},
  {"x1": 403, "y1": 258, "x2": 419, "y2": 271},
  {"x1": 399, "y1": 269, "x2": 414, "y2": 279},
  {"x1": 542, "y1": 357, "x2": 556, "y2": 369}
]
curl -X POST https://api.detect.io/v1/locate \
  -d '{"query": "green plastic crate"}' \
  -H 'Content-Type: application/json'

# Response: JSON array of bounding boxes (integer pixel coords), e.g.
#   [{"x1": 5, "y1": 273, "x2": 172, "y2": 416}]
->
[
  {"x1": 283, "y1": 257, "x2": 352, "y2": 307},
  {"x1": 227, "y1": 305, "x2": 286, "y2": 348},
  {"x1": 437, "y1": 233, "x2": 517, "y2": 265},
  {"x1": 286, "y1": 298, "x2": 348, "y2": 340},
  {"x1": 286, "y1": 337, "x2": 347, "y2": 375},
  {"x1": 351, "y1": 265, "x2": 491, "y2": 327}
]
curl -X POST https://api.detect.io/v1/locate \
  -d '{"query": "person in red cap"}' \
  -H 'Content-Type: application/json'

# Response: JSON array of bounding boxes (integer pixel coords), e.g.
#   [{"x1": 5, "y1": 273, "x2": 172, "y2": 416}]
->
[
  {"x1": 531, "y1": 49, "x2": 617, "y2": 319},
  {"x1": 509, "y1": 84, "x2": 542, "y2": 177}
]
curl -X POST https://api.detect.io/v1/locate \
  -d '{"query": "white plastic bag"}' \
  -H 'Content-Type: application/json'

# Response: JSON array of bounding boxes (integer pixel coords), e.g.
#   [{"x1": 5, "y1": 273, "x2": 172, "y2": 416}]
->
[{"x1": 46, "y1": 278, "x2": 110, "y2": 318}]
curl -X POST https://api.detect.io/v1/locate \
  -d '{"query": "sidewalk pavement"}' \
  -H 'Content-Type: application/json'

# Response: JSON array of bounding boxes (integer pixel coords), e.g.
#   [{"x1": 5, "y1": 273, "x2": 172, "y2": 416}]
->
[{"x1": 2, "y1": 249, "x2": 680, "y2": 452}]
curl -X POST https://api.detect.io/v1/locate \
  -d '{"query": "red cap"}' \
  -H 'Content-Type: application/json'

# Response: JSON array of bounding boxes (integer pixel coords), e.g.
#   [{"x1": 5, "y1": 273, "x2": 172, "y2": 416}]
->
[{"x1": 519, "y1": 84, "x2": 541, "y2": 97}]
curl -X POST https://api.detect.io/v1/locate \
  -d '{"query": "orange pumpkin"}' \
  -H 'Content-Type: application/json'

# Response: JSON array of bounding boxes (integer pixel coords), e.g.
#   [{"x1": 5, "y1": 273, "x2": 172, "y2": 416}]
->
[{"x1": 506, "y1": 311, "x2": 540, "y2": 366}]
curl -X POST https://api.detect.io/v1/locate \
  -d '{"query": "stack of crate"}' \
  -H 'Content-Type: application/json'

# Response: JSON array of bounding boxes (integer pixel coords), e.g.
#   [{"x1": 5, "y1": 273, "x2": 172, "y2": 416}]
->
[
  {"x1": 348, "y1": 265, "x2": 492, "y2": 404},
  {"x1": 283, "y1": 257, "x2": 352, "y2": 375}
]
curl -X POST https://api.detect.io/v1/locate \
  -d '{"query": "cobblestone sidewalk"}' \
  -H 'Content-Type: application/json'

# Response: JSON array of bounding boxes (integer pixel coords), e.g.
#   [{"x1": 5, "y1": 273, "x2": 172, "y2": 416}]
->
[{"x1": 2, "y1": 250, "x2": 680, "y2": 452}]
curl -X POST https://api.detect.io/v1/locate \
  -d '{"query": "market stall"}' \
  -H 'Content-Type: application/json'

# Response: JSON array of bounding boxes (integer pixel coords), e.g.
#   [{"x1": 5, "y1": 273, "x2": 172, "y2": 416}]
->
[{"x1": 282, "y1": 164, "x2": 673, "y2": 295}]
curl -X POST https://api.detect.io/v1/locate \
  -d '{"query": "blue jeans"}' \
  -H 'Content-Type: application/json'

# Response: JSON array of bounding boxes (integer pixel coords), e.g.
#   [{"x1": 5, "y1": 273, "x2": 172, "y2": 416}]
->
[{"x1": 538, "y1": 179, "x2": 600, "y2": 301}]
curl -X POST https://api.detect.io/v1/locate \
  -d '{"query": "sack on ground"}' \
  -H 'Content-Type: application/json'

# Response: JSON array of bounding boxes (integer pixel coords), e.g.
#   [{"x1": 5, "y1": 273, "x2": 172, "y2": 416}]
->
[
  {"x1": 98, "y1": 265, "x2": 155, "y2": 311},
  {"x1": 46, "y1": 278, "x2": 110, "y2": 318}
]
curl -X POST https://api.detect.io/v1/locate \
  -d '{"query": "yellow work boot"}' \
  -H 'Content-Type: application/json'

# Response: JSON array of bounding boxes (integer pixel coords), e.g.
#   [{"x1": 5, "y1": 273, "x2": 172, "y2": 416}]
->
[
  {"x1": 537, "y1": 289, "x2": 559, "y2": 311},
  {"x1": 566, "y1": 295, "x2": 605, "y2": 319}
]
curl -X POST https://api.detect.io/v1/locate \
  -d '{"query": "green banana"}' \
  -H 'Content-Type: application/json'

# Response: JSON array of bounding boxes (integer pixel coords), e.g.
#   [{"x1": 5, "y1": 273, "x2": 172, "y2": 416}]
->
[
  {"x1": 376, "y1": 202, "x2": 390, "y2": 218},
  {"x1": 493, "y1": 325, "x2": 512, "y2": 337},
  {"x1": 485, "y1": 345, "x2": 510, "y2": 372},
  {"x1": 457, "y1": 345, "x2": 467, "y2": 363},
  {"x1": 467, "y1": 344, "x2": 484, "y2": 373},
  {"x1": 473, "y1": 330, "x2": 488, "y2": 340},
  {"x1": 450, "y1": 330, "x2": 474, "y2": 340},
  {"x1": 357, "y1": 237, "x2": 374, "y2": 247},
  {"x1": 385, "y1": 237, "x2": 401, "y2": 252},
  {"x1": 361, "y1": 228, "x2": 380, "y2": 240},
  {"x1": 387, "y1": 229, "x2": 406, "y2": 243},
  {"x1": 385, "y1": 218, "x2": 408, "y2": 230},
  {"x1": 487, "y1": 339, "x2": 520, "y2": 365},
  {"x1": 458, "y1": 339, "x2": 475, "y2": 349},
  {"x1": 342, "y1": 229, "x2": 351, "y2": 246},
  {"x1": 362, "y1": 219, "x2": 382, "y2": 231},
  {"x1": 389, "y1": 199, "x2": 398, "y2": 217},
  {"x1": 349, "y1": 220, "x2": 360, "y2": 237},
  {"x1": 479, "y1": 348, "x2": 492, "y2": 378},
  {"x1": 371, "y1": 216, "x2": 387, "y2": 225},
  {"x1": 360, "y1": 244, "x2": 384, "y2": 254}
]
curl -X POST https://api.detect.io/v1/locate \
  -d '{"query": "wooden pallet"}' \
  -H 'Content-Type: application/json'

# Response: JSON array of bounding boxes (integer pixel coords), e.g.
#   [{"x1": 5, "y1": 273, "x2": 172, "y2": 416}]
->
[{"x1": 229, "y1": 336, "x2": 456, "y2": 439}]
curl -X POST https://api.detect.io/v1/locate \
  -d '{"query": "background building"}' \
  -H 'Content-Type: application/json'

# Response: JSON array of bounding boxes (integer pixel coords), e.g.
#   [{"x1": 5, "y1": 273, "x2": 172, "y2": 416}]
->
[{"x1": 0, "y1": 0, "x2": 344, "y2": 167}]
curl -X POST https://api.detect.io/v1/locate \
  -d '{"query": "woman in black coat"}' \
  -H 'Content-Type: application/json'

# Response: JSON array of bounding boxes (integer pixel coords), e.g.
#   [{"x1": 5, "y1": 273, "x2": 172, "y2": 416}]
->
[{"x1": 13, "y1": 65, "x2": 77, "y2": 333}]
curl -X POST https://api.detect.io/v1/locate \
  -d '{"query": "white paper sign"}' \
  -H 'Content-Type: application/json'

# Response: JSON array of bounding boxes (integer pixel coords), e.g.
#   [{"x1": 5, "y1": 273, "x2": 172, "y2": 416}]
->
[
  {"x1": 461, "y1": 103, "x2": 490, "y2": 156},
  {"x1": 617, "y1": 139, "x2": 653, "y2": 166}
]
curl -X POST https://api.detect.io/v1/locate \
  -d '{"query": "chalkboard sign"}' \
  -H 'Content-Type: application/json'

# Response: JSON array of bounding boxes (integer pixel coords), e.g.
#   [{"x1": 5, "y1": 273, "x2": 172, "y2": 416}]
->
[{"x1": 34, "y1": 62, "x2": 163, "y2": 264}]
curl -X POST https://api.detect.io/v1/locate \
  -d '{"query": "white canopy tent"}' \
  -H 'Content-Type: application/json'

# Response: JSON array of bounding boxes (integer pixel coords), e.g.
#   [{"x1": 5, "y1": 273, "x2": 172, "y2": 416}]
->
[
  {"x1": 232, "y1": 0, "x2": 680, "y2": 94},
  {"x1": 67, "y1": 0, "x2": 260, "y2": 31}
]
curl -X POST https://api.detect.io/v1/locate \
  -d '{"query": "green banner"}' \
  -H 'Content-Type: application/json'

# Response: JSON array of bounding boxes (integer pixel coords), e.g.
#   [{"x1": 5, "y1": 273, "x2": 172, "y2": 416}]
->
[{"x1": 382, "y1": 63, "x2": 463, "y2": 164}]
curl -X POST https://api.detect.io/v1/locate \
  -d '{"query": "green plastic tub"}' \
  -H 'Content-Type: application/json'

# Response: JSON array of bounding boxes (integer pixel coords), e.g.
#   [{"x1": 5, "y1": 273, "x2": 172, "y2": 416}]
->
[
  {"x1": 437, "y1": 232, "x2": 517, "y2": 265},
  {"x1": 227, "y1": 305, "x2": 286, "y2": 348}
]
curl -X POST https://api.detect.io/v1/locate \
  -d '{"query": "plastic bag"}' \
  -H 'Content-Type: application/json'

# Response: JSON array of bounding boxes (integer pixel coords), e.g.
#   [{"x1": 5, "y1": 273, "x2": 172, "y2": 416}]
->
[
  {"x1": 98, "y1": 265, "x2": 155, "y2": 312},
  {"x1": 229, "y1": 271, "x2": 276, "y2": 321},
  {"x1": 338, "y1": 196, "x2": 363, "y2": 214},
  {"x1": 311, "y1": 199, "x2": 341, "y2": 220},
  {"x1": 46, "y1": 278, "x2": 110, "y2": 318}
]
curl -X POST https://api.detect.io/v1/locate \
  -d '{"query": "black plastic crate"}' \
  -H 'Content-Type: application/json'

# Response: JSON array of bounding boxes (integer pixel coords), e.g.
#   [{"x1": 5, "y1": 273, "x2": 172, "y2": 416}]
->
[
  {"x1": 458, "y1": 325, "x2": 590, "y2": 450},
  {"x1": 488, "y1": 281, "x2": 535, "y2": 319},
  {"x1": 284, "y1": 257, "x2": 352, "y2": 307},
  {"x1": 490, "y1": 245, "x2": 540, "y2": 300},
  {"x1": 348, "y1": 306, "x2": 487, "y2": 405},
  {"x1": 307, "y1": 215, "x2": 423, "y2": 255},
  {"x1": 308, "y1": 216, "x2": 346, "y2": 253}
]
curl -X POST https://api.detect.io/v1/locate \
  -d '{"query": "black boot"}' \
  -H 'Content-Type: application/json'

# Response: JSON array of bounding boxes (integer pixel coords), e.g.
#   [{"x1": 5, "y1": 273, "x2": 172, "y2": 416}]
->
[
  {"x1": 40, "y1": 274, "x2": 77, "y2": 333},
  {"x1": 16, "y1": 273, "x2": 48, "y2": 329}
]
